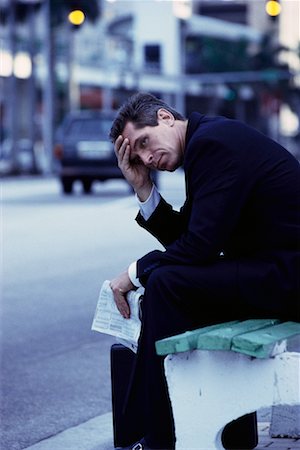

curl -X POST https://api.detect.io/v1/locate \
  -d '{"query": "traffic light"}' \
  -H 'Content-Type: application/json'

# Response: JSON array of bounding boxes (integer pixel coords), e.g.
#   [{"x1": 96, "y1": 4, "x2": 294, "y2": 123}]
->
[
  {"x1": 265, "y1": 1, "x2": 281, "y2": 20},
  {"x1": 65, "y1": 0, "x2": 100, "y2": 26},
  {"x1": 68, "y1": 9, "x2": 85, "y2": 27}
]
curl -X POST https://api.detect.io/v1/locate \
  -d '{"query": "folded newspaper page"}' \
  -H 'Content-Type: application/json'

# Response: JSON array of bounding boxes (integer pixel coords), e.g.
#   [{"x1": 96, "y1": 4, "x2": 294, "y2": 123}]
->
[{"x1": 91, "y1": 280, "x2": 144, "y2": 352}]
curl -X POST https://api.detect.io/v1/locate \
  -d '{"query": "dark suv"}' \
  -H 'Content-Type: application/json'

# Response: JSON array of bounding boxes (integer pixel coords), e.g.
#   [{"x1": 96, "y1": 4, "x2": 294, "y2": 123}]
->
[{"x1": 54, "y1": 110, "x2": 124, "y2": 194}]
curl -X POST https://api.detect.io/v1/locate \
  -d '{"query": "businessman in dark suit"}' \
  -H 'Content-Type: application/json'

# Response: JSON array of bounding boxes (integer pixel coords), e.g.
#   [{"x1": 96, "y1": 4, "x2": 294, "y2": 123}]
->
[{"x1": 109, "y1": 93, "x2": 300, "y2": 450}]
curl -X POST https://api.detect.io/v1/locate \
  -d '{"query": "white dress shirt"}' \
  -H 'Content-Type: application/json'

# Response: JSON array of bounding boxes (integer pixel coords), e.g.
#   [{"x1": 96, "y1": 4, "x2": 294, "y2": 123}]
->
[{"x1": 128, "y1": 184, "x2": 161, "y2": 287}]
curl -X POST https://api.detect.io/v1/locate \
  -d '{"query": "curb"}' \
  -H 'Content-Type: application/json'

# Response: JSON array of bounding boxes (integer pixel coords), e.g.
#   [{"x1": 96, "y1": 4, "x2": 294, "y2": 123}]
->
[
  {"x1": 22, "y1": 414, "x2": 300, "y2": 450},
  {"x1": 24, "y1": 412, "x2": 114, "y2": 450}
]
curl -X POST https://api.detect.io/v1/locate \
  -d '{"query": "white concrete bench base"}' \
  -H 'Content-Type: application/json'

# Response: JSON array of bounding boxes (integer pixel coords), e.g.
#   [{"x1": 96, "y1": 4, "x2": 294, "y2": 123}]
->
[{"x1": 164, "y1": 350, "x2": 300, "y2": 450}]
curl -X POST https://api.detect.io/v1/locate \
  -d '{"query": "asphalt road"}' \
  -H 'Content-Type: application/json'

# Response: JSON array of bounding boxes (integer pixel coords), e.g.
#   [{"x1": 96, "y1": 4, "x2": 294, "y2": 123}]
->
[{"x1": 1, "y1": 172, "x2": 185, "y2": 450}]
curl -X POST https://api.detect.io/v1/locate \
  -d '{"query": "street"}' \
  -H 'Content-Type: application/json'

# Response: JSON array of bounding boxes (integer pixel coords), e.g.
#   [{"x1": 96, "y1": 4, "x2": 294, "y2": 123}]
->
[{"x1": 1, "y1": 172, "x2": 185, "y2": 450}]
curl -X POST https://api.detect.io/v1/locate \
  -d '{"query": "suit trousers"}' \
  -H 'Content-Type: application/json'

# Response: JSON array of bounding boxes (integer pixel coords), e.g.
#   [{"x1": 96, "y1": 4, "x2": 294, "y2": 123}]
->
[{"x1": 126, "y1": 261, "x2": 287, "y2": 449}]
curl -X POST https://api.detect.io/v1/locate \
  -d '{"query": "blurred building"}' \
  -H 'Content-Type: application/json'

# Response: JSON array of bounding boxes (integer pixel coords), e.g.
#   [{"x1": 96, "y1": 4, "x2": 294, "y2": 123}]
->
[
  {"x1": 89, "y1": 0, "x2": 298, "y2": 152},
  {"x1": 70, "y1": 0, "x2": 300, "y2": 147},
  {"x1": 0, "y1": 0, "x2": 299, "y2": 174}
]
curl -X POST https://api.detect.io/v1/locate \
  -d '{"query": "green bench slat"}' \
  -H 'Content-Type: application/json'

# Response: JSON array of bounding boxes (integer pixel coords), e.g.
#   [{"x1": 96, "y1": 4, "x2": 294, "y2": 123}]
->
[
  {"x1": 155, "y1": 320, "x2": 300, "y2": 359},
  {"x1": 155, "y1": 321, "x2": 238, "y2": 356},
  {"x1": 231, "y1": 321, "x2": 300, "y2": 358},
  {"x1": 196, "y1": 319, "x2": 280, "y2": 351}
]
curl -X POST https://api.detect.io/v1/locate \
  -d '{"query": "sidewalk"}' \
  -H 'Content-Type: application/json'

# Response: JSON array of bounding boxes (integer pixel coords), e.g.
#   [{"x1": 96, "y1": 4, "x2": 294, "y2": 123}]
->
[{"x1": 24, "y1": 411, "x2": 300, "y2": 450}]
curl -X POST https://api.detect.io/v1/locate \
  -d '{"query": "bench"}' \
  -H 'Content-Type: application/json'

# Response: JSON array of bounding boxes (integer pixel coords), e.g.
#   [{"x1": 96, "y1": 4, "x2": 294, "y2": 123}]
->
[{"x1": 155, "y1": 319, "x2": 300, "y2": 450}]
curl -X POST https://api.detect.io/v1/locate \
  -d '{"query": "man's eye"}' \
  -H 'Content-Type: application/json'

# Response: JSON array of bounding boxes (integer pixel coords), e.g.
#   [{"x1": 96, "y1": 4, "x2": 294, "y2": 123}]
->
[{"x1": 140, "y1": 137, "x2": 148, "y2": 148}]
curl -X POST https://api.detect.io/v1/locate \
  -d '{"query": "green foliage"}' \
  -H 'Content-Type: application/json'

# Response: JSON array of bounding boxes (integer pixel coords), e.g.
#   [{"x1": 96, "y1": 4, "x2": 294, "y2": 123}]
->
[
  {"x1": 202, "y1": 37, "x2": 249, "y2": 72},
  {"x1": 186, "y1": 36, "x2": 250, "y2": 74}
]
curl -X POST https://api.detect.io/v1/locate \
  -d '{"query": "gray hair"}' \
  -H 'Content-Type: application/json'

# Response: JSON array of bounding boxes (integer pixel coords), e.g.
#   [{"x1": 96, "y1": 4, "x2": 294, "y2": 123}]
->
[{"x1": 109, "y1": 92, "x2": 185, "y2": 143}]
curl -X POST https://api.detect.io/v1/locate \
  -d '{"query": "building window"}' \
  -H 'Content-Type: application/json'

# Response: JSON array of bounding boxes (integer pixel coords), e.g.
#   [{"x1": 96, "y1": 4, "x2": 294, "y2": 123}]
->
[{"x1": 144, "y1": 44, "x2": 161, "y2": 73}]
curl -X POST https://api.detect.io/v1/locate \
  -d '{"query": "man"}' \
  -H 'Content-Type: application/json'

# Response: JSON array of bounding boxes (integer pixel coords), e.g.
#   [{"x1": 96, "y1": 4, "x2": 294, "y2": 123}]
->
[{"x1": 109, "y1": 92, "x2": 300, "y2": 450}]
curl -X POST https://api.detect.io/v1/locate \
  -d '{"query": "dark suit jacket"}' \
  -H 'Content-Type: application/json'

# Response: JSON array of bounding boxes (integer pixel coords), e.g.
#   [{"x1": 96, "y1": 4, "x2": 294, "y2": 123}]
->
[{"x1": 136, "y1": 113, "x2": 300, "y2": 317}]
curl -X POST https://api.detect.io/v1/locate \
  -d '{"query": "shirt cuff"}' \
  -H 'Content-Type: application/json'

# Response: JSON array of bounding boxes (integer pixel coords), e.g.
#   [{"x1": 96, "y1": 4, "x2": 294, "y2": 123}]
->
[
  {"x1": 128, "y1": 261, "x2": 142, "y2": 288},
  {"x1": 136, "y1": 184, "x2": 161, "y2": 220}
]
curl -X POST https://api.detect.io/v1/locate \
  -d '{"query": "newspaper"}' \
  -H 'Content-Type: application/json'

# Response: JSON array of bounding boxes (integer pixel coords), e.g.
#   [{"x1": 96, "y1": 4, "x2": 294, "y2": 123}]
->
[{"x1": 91, "y1": 280, "x2": 144, "y2": 353}]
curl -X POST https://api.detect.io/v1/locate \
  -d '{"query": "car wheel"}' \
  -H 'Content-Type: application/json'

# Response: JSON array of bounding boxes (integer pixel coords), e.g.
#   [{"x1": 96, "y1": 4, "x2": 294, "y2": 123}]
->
[
  {"x1": 82, "y1": 179, "x2": 92, "y2": 194},
  {"x1": 62, "y1": 178, "x2": 73, "y2": 194}
]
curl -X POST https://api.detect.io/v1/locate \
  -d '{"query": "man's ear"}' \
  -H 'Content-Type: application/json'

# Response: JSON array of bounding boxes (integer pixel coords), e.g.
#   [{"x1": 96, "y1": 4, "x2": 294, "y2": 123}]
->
[{"x1": 157, "y1": 108, "x2": 175, "y2": 126}]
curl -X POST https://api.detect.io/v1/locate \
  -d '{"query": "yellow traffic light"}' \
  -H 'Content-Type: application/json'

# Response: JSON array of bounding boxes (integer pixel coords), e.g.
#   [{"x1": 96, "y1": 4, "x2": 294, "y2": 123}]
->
[
  {"x1": 68, "y1": 10, "x2": 85, "y2": 26},
  {"x1": 265, "y1": 1, "x2": 281, "y2": 17}
]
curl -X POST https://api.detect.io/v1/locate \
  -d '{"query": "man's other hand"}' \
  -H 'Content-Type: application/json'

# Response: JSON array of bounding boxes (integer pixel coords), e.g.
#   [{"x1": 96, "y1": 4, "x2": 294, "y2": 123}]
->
[{"x1": 110, "y1": 270, "x2": 136, "y2": 319}]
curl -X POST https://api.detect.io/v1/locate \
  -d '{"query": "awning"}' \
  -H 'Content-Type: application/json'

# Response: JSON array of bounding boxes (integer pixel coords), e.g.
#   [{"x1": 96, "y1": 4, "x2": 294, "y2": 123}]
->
[{"x1": 185, "y1": 15, "x2": 262, "y2": 43}]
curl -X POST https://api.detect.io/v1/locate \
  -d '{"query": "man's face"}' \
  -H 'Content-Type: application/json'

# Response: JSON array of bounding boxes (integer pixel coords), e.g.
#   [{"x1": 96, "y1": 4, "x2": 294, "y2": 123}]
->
[{"x1": 122, "y1": 109, "x2": 184, "y2": 172}]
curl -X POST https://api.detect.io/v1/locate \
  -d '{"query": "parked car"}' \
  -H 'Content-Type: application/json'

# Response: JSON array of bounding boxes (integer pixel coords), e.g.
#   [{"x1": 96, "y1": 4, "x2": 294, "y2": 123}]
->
[
  {"x1": 54, "y1": 110, "x2": 158, "y2": 194},
  {"x1": 54, "y1": 110, "x2": 124, "y2": 194}
]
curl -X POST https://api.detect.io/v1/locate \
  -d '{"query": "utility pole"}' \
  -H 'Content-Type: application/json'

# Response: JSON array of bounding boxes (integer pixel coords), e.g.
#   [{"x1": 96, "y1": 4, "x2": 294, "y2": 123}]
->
[
  {"x1": 42, "y1": 0, "x2": 54, "y2": 173},
  {"x1": 176, "y1": 19, "x2": 186, "y2": 117},
  {"x1": 17, "y1": 0, "x2": 45, "y2": 173},
  {"x1": 7, "y1": 0, "x2": 19, "y2": 173},
  {"x1": 28, "y1": 2, "x2": 39, "y2": 173},
  {"x1": 67, "y1": 9, "x2": 86, "y2": 111}
]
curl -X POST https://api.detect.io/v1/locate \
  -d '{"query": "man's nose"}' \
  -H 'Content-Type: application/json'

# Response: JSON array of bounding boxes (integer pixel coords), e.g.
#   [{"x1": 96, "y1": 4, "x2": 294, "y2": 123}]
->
[{"x1": 143, "y1": 152, "x2": 154, "y2": 166}]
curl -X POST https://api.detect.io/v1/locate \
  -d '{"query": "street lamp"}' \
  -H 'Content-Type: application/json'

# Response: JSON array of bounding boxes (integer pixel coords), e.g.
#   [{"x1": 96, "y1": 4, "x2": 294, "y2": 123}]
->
[
  {"x1": 0, "y1": 50, "x2": 13, "y2": 77},
  {"x1": 14, "y1": 52, "x2": 32, "y2": 78},
  {"x1": 0, "y1": 50, "x2": 32, "y2": 79},
  {"x1": 173, "y1": 0, "x2": 192, "y2": 20}
]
